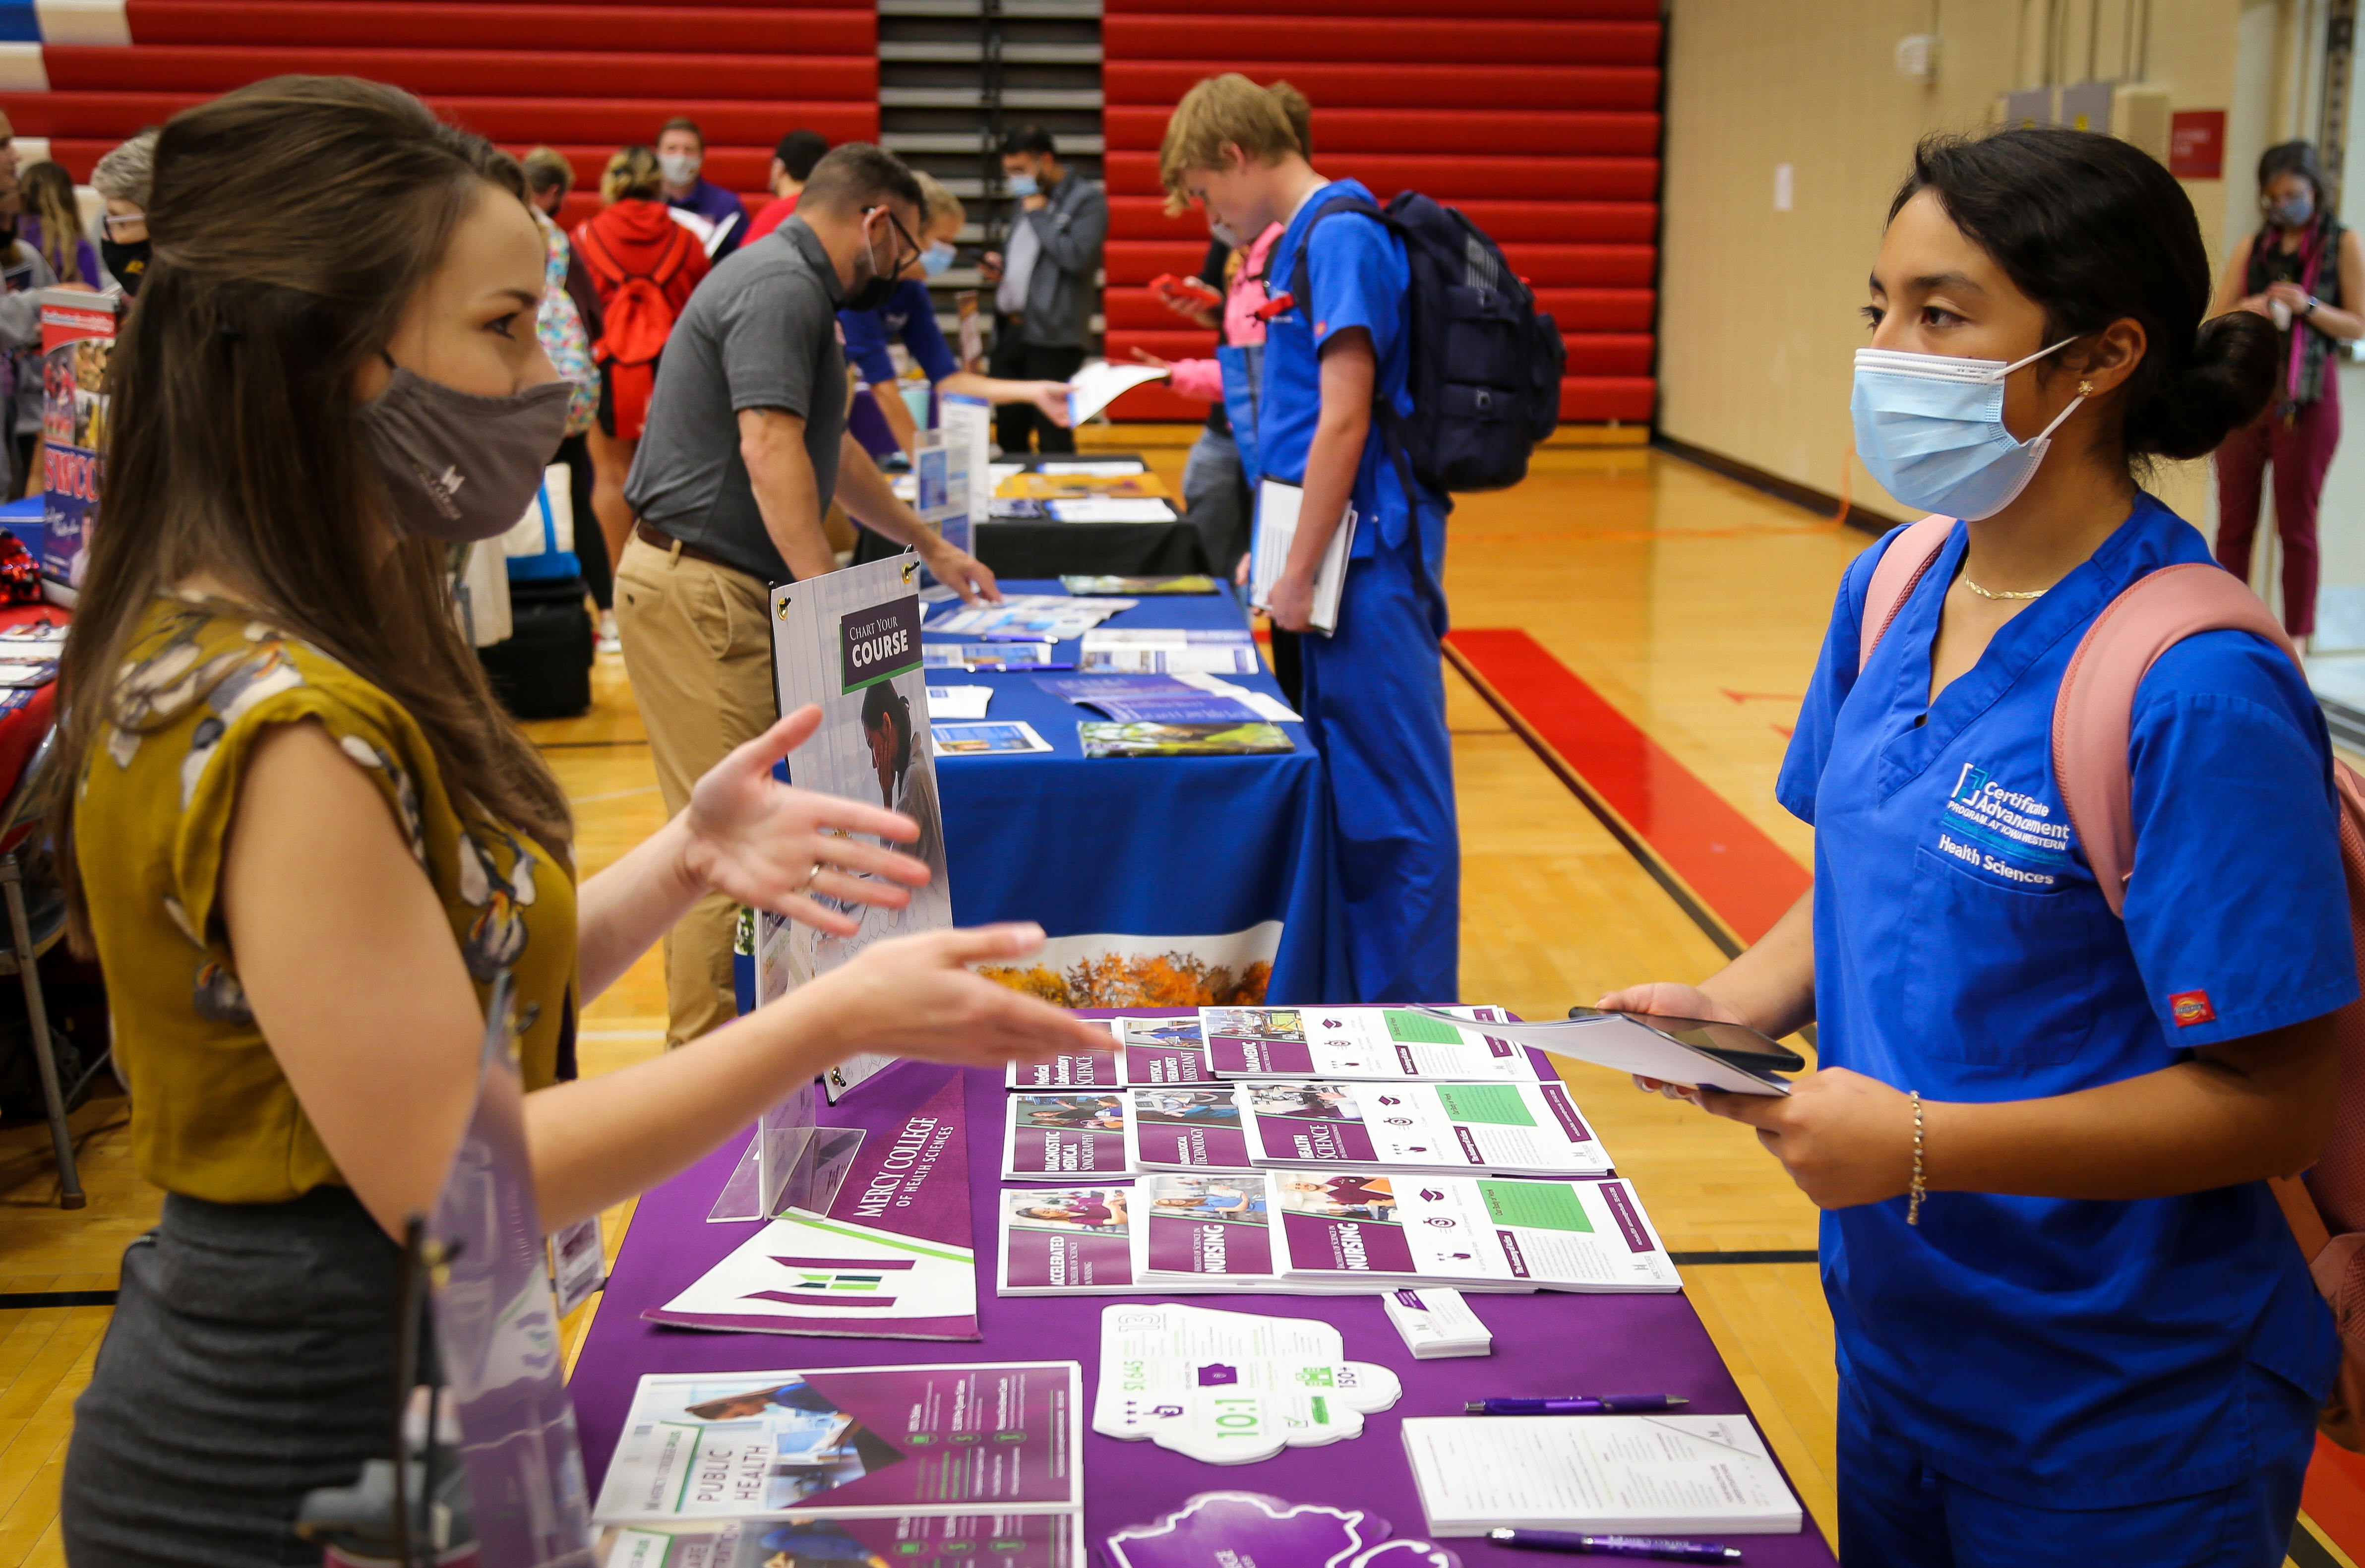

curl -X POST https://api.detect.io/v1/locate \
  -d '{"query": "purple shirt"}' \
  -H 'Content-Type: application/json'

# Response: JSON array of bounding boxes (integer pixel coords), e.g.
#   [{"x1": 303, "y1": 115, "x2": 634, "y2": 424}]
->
[{"x1": 666, "y1": 177, "x2": 747, "y2": 259}]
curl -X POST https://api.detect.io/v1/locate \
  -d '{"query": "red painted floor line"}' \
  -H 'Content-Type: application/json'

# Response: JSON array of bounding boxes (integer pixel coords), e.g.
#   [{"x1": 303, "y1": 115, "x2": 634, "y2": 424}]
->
[
  {"x1": 2307, "y1": 1437, "x2": 2365, "y2": 1564},
  {"x1": 1446, "y1": 627, "x2": 1810, "y2": 946}
]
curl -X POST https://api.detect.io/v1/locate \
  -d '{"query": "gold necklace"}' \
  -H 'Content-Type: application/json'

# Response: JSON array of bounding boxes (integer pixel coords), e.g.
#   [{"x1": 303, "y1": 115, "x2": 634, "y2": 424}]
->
[{"x1": 1961, "y1": 576, "x2": 2046, "y2": 601}]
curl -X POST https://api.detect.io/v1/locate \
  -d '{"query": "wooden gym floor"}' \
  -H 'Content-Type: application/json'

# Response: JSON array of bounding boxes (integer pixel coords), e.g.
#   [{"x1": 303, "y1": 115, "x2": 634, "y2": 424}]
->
[{"x1": 0, "y1": 437, "x2": 2345, "y2": 1565}]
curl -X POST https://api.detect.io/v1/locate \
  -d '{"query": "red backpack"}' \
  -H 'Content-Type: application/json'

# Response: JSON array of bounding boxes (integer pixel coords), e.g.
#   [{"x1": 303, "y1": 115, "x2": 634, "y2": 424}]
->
[
  {"x1": 1861, "y1": 511, "x2": 2365, "y2": 1449},
  {"x1": 575, "y1": 220, "x2": 696, "y2": 441}
]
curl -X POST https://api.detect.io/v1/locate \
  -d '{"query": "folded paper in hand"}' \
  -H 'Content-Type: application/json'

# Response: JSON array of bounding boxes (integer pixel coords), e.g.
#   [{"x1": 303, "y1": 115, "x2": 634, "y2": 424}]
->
[
  {"x1": 1411, "y1": 1008, "x2": 1791, "y2": 1096},
  {"x1": 1251, "y1": 479, "x2": 1355, "y2": 636},
  {"x1": 1066, "y1": 360, "x2": 1170, "y2": 424}
]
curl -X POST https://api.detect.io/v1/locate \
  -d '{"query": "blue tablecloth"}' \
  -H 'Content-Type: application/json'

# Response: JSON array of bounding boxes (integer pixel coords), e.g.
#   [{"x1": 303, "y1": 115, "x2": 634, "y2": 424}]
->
[{"x1": 929, "y1": 579, "x2": 1348, "y2": 1004}]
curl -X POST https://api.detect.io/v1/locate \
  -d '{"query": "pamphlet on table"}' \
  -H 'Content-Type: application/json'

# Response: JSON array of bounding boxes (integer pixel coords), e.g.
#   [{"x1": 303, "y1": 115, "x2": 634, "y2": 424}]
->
[
  {"x1": 600, "y1": 1513, "x2": 1083, "y2": 1568},
  {"x1": 1383, "y1": 1286, "x2": 1493, "y2": 1358},
  {"x1": 924, "y1": 643, "x2": 1074, "y2": 672},
  {"x1": 1238, "y1": 1078, "x2": 1613, "y2": 1177},
  {"x1": 649, "y1": 1069, "x2": 981, "y2": 1340},
  {"x1": 1399, "y1": 1413, "x2": 1803, "y2": 1537},
  {"x1": 1005, "y1": 1016, "x2": 1214, "y2": 1089},
  {"x1": 1080, "y1": 721, "x2": 1295, "y2": 758},
  {"x1": 1046, "y1": 497, "x2": 1178, "y2": 523},
  {"x1": 1060, "y1": 574, "x2": 1218, "y2": 595},
  {"x1": 1079, "y1": 627, "x2": 1260, "y2": 674},
  {"x1": 1200, "y1": 1006, "x2": 1544, "y2": 1081},
  {"x1": 1092, "y1": 1303, "x2": 1402, "y2": 1464},
  {"x1": 1039, "y1": 672, "x2": 1297, "y2": 726},
  {"x1": 592, "y1": 1362, "x2": 1083, "y2": 1523},
  {"x1": 1037, "y1": 458, "x2": 1148, "y2": 476},
  {"x1": 998, "y1": 1170, "x2": 1679, "y2": 1295},
  {"x1": 932, "y1": 721, "x2": 1053, "y2": 756},
  {"x1": 764, "y1": 557, "x2": 952, "y2": 1098},
  {"x1": 925, "y1": 684, "x2": 992, "y2": 719},
  {"x1": 929, "y1": 593, "x2": 1136, "y2": 642}
]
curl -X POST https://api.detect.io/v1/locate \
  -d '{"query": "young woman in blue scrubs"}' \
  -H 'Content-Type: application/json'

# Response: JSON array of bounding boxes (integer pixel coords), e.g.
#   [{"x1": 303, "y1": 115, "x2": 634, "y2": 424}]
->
[{"x1": 1606, "y1": 127, "x2": 2354, "y2": 1566}]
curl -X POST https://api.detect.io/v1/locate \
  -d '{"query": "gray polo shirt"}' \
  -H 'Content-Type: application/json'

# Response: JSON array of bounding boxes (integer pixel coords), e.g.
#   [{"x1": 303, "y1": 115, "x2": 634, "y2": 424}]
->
[{"x1": 623, "y1": 217, "x2": 845, "y2": 585}]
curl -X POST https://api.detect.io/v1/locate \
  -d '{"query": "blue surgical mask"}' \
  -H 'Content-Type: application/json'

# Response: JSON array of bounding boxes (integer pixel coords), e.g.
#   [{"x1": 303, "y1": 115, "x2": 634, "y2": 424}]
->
[
  {"x1": 920, "y1": 241, "x2": 956, "y2": 278},
  {"x1": 2269, "y1": 192, "x2": 2316, "y2": 228},
  {"x1": 1850, "y1": 339, "x2": 2084, "y2": 521},
  {"x1": 1007, "y1": 174, "x2": 1039, "y2": 198}
]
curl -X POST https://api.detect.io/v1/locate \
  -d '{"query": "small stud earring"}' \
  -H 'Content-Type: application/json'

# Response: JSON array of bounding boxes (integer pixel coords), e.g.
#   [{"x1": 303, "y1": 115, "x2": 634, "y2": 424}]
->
[{"x1": 2078, "y1": 380, "x2": 2094, "y2": 396}]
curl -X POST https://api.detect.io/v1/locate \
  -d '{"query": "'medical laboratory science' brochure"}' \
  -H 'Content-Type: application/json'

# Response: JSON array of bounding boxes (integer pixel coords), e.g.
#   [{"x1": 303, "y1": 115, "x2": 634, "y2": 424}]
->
[
  {"x1": 592, "y1": 1363, "x2": 1082, "y2": 1524},
  {"x1": 1004, "y1": 1016, "x2": 1213, "y2": 1089}
]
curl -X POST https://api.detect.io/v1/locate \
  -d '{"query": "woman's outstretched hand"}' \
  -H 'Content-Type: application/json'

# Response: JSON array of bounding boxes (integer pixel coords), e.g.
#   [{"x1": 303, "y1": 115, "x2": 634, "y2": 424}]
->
[
  {"x1": 681, "y1": 705, "x2": 932, "y2": 935},
  {"x1": 801, "y1": 922, "x2": 1115, "y2": 1069}
]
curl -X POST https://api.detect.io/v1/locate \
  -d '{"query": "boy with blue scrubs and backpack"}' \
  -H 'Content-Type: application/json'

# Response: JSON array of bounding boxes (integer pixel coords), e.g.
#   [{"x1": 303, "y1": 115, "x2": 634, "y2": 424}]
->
[
  {"x1": 1161, "y1": 76, "x2": 1561, "y2": 1000},
  {"x1": 1160, "y1": 74, "x2": 1457, "y2": 1000}
]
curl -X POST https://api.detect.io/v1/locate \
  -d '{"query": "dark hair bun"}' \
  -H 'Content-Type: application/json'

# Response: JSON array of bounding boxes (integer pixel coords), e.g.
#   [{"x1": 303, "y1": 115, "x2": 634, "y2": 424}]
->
[{"x1": 2124, "y1": 309, "x2": 2278, "y2": 461}]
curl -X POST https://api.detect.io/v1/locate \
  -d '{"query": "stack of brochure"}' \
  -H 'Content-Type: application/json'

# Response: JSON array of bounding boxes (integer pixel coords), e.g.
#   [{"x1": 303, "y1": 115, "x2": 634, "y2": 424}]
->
[
  {"x1": 922, "y1": 643, "x2": 1073, "y2": 672},
  {"x1": 928, "y1": 594, "x2": 1136, "y2": 642},
  {"x1": 1004, "y1": 1015, "x2": 1213, "y2": 1089},
  {"x1": 592, "y1": 1364, "x2": 1084, "y2": 1528},
  {"x1": 997, "y1": 1170, "x2": 1680, "y2": 1296},
  {"x1": 1199, "y1": 1005, "x2": 1545, "y2": 1081},
  {"x1": 1038, "y1": 672, "x2": 1298, "y2": 725},
  {"x1": 1078, "y1": 626, "x2": 1260, "y2": 674},
  {"x1": 1002, "y1": 1077, "x2": 1615, "y2": 1182}
]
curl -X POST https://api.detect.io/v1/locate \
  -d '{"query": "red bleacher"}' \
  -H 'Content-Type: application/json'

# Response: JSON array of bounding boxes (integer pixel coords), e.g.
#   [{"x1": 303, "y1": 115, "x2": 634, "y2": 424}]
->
[
  {"x1": 0, "y1": 0, "x2": 877, "y2": 239},
  {"x1": 1101, "y1": 0, "x2": 1660, "y2": 423}
]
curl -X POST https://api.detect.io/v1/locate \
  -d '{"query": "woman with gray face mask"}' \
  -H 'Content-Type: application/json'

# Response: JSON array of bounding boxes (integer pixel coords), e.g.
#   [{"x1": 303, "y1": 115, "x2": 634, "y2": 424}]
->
[
  {"x1": 2209, "y1": 138, "x2": 2365, "y2": 647},
  {"x1": 51, "y1": 76, "x2": 1108, "y2": 1568}
]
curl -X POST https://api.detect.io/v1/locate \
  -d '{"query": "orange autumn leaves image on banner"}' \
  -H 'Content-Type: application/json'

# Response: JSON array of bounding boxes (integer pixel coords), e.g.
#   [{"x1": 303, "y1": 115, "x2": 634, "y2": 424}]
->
[{"x1": 981, "y1": 949, "x2": 1272, "y2": 1008}]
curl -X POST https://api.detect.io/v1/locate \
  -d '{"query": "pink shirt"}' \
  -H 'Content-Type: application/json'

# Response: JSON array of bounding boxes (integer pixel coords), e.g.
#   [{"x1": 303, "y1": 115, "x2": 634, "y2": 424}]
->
[{"x1": 1166, "y1": 222, "x2": 1283, "y2": 402}]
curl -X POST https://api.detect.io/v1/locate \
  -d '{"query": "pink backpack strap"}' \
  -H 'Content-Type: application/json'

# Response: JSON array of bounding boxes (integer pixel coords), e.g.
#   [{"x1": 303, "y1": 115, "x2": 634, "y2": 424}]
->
[
  {"x1": 1857, "y1": 514, "x2": 1957, "y2": 674},
  {"x1": 2052, "y1": 561, "x2": 2298, "y2": 917}
]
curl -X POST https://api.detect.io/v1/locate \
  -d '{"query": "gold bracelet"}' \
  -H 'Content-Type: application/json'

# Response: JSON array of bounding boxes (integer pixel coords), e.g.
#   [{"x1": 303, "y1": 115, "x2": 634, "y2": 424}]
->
[{"x1": 1907, "y1": 1090, "x2": 1926, "y2": 1226}]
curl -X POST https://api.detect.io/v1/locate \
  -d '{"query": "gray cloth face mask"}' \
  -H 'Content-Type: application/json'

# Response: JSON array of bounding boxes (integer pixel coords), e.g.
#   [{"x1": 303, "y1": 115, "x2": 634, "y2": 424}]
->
[{"x1": 359, "y1": 366, "x2": 573, "y2": 543}]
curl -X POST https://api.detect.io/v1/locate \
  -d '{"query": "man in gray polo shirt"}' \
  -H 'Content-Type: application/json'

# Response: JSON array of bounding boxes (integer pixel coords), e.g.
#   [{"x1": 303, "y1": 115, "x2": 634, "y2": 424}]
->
[{"x1": 614, "y1": 142, "x2": 998, "y2": 1047}]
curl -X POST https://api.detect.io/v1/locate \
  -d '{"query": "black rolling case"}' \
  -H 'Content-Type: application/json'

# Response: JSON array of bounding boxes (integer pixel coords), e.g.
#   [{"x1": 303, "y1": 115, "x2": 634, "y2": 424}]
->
[{"x1": 480, "y1": 574, "x2": 594, "y2": 720}]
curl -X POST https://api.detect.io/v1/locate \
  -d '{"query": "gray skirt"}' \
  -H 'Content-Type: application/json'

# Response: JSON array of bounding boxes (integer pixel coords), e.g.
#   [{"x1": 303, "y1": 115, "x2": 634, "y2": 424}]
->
[{"x1": 61, "y1": 1186, "x2": 404, "y2": 1567}]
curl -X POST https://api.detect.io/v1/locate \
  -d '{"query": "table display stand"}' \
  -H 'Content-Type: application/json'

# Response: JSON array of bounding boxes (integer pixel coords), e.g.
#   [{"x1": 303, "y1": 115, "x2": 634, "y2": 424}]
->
[{"x1": 705, "y1": 1083, "x2": 866, "y2": 1224}]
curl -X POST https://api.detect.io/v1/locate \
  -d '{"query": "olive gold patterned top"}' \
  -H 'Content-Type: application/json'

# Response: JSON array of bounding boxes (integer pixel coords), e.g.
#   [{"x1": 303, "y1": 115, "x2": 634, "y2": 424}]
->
[{"x1": 75, "y1": 597, "x2": 577, "y2": 1205}]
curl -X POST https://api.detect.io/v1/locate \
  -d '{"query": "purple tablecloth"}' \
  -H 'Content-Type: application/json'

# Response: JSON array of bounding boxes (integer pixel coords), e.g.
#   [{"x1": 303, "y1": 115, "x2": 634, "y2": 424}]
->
[{"x1": 570, "y1": 1048, "x2": 1838, "y2": 1563}]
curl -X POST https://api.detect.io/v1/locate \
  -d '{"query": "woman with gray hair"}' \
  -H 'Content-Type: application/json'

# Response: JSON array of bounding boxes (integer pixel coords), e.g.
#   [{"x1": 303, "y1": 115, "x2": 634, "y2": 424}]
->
[{"x1": 92, "y1": 127, "x2": 157, "y2": 294}]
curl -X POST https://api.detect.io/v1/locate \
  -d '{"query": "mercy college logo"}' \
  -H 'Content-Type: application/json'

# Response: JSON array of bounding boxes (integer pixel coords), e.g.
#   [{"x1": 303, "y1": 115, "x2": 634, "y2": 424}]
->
[{"x1": 1935, "y1": 762, "x2": 2073, "y2": 888}]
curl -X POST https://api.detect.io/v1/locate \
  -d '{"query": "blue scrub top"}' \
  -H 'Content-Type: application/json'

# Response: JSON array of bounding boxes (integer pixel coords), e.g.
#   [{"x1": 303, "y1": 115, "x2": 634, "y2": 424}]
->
[
  {"x1": 840, "y1": 280, "x2": 957, "y2": 388},
  {"x1": 1256, "y1": 179, "x2": 1448, "y2": 562},
  {"x1": 1778, "y1": 493, "x2": 2349, "y2": 1506}
]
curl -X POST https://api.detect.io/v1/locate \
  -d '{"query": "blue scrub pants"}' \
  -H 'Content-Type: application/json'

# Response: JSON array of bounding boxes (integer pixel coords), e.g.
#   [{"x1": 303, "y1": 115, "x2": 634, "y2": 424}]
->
[
  {"x1": 1836, "y1": 1378, "x2": 2315, "y2": 1567},
  {"x1": 1296, "y1": 529, "x2": 1458, "y2": 1001}
]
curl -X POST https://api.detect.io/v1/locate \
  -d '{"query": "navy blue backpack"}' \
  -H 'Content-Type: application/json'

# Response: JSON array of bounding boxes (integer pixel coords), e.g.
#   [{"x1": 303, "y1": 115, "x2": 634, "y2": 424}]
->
[{"x1": 1288, "y1": 191, "x2": 1566, "y2": 494}]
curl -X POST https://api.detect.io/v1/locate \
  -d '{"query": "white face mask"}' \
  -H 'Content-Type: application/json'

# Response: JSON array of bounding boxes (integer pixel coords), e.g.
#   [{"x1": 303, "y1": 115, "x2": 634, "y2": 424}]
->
[
  {"x1": 659, "y1": 152, "x2": 700, "y2": 185},
  {"x1": 1849, "y1": 338, "x2": 2085, "y2": 520}
]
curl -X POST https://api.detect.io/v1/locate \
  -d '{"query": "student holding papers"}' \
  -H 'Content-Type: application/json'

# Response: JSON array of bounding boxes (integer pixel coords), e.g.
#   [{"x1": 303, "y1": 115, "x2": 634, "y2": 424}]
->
[
  {"x1": 1603, "y1": 131, "x2": 2351, "y2": 1563},
  {"x1": 1160, "y1": 76, "x2": 1457, "y2": 1001}
]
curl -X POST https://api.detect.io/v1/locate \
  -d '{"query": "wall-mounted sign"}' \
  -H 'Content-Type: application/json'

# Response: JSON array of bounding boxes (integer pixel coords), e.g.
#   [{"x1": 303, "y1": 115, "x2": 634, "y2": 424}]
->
[{"x1": 2170, "y1": 110, "x2": 2227, "y2": 179}]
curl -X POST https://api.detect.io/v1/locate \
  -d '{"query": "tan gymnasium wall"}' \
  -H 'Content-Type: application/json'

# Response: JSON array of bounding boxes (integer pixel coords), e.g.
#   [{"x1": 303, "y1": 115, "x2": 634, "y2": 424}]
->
[{"x1": 1657, "y1": 0, "x2": 2261, "y2": 531}]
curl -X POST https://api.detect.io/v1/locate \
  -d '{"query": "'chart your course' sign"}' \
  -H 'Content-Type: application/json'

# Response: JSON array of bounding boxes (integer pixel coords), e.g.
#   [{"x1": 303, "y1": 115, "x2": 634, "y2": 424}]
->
[{"x1": 840, "y1": 598, "x2": 922, "y2": 693}]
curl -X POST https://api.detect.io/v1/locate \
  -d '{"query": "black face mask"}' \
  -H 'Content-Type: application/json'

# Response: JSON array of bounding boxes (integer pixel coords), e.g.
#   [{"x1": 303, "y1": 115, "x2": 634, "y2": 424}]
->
[{"x1": 101, "y1": 237, "x2": 148, "y2": 296}]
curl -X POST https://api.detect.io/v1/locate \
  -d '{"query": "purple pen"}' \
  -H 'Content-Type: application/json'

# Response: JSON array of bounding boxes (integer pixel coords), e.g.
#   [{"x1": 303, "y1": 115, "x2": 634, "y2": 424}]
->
[
  {"x1": 1487, "y1": 1529, "x2": 1741, "y2": 1562},
  {"x1": 1464, "y1": 1394, "x2": 1690, "y2": 1415}
]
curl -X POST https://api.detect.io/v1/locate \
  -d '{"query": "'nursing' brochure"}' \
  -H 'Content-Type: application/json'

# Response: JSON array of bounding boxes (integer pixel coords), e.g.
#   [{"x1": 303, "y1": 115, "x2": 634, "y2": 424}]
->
[
  {"x1": 1240, "y1": 1079, "x2": 1615, "y2": 1178},
  {"x1": 1198, "y1": 1005, "x2": 1546, "y2": 1082},
  {"x1": 592, "y1": 1363, "x2": 1083, "y2": 1523},
  {"x1": 1276, "y1": 1174, "x2": 1681, "y2": 1294}
]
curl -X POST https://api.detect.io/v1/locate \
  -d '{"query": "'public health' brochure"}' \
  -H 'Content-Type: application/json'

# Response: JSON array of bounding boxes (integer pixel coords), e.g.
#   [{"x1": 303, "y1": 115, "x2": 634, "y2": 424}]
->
[{"x1": 592, "y1": 1362, "x2": 1082, "y2": 1523}]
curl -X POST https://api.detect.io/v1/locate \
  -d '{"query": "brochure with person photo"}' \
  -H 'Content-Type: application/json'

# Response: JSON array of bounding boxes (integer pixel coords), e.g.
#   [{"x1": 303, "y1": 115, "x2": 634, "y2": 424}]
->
[
  {"x1": 1003, "y1": 1091, "x2": 1134, "y2": 1180},
  {"x1": 1078, "y1": 721, "x2": 1294, "y2": 758},
  {"x1": 1126, "y1": 1086, "x2": 1253, "y2": 1172},
  {"x1": 1241, "y1": 1079, "x2": 1615, "y2": 1178},
  {"x1": 762, "y1": 559, "x2": 953, "y2": 1098},
  {"x1": 1198, "y1": 1006, "x2": 1543, "y2": 1082},
  {"x1": 997, "y1": 1185, "x2": 1143, "y2": 1295},
  {"x1": 599, "y1": 1512, "x2": 1083, "y2": 1568},
  {"x1": 592, "y1": 1362, "x2": 1083, "y2": 1523}
]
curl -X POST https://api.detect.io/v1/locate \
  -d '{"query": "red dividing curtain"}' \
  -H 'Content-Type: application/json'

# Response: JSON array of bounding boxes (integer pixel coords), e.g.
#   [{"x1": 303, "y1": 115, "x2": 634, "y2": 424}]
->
[
  {"x1": 1099, "y1": 0, "x2": 1659, "y2": 425},
  {"x1": 1, "y1": 0, "x2": 881, "y2": 235}
]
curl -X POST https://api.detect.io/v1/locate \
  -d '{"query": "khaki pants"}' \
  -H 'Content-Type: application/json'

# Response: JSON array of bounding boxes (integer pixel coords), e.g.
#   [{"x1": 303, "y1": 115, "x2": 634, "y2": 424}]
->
[{"x1": 613, "y1": 535, "x2": 777, "y2": 1048}]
